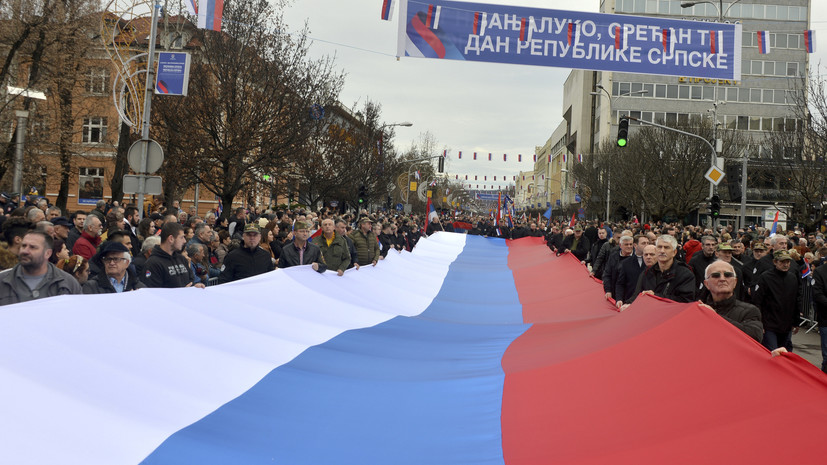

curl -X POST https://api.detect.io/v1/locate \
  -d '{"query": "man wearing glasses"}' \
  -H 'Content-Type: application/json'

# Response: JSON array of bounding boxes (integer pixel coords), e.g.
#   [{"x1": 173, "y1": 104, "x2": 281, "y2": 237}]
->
[
  {"x1": 82, "y1": 242, "x2": 145, "y2": 294},
  {"x1": 699, "y1": 260, "x2": 763, "y2": 343}
]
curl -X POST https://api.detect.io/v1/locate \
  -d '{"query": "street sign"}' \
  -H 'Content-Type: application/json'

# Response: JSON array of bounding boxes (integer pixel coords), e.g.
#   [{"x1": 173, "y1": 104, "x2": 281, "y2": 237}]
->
[
  {"x1": 704, "y1": 165, "x2": 725, "y2": 185},
  {"x1": 155, "y1": 52, "x2": 191, "y2": 96},
  {"x1": 123, "y1": 175, "x2": 162, "y2": 195},
  {"x1": 396, "y1": 203, "x2": 403, "y2": 211},
  {"x1": 410, "y1": 181, "x2": 417, "y2": 192},
  {"x1": 574, "y1": 194, "x2": 582, "y2": 203},
  {"x1": 127, "y1": 139, "x2": 164, "y2": 174}
]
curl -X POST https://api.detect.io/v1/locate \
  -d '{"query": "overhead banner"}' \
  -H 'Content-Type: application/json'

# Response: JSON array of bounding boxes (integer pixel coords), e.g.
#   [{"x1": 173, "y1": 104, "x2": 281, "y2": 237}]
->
[{"x1": 397, "y1": 1, "x2": 742, "y2": 80}]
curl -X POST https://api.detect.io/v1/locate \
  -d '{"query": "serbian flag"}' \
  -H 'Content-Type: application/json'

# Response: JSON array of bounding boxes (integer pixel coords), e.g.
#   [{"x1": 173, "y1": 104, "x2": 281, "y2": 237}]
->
[
  {"x1": 518, "y1": 17, "x2": 527, "y2": 42},
  {"x1": 614, "y1": 26, "x2": 627, "y2": 50},
  {"x1": 184, "y1": 0, "x2": 197, "y2": 15},
  {"x1": 562, "y1": 153, "x2": 567, "y2": 163},
  {"x1": 518, "y1": 154, "x2": 522, "y2": 162},
  {"x1": 661, "y1": 27, "x2": 674, "y2": 53},
  {"x1": 577, "y1": 153, "x2": 583, "y2": 163},
  {"x1": 804, "y1": 30, "x2": 816, "y2": 53},
  {"x1": 197, "y1": 0, "x2": 223, "y2": 31},
  {"x1": 472, "y1": 11, "x2": 486, "y2": 35},
  {"x1": 458, "y1": 151, "x2": 462, "y2": 159},
  {"x1": 380, "y1": 0, "x2": 393, "y2": 20},
  {"x1": 567, "y1": 21, "x2": 580, "y2": 46},
  {"x1": 756, "y1": 30, "x2": 771, "y2": 54},
  {"x1": 548, "y1": 154, "x2": 552, "y2": 163},
  {"x1": 709, "y1": 30, "x2": 723, "y2": 54},
  {"x1": 770, "y1": 210, "x2": 779, "y2": 235},
  {"x1": 802, "y1": 258, "x2": 812, "y2": 279},
  {"x1": 415, "y1": 170, "x2": 421, "y2": 180},
  {"x1": 503, "y1": 154, "x2": 507, "y2": 161},
  {"x1": 568, "y1": 212, "x2": 576, "y2": 228},
  {"x1": 533, "y1": 154, "x2": 536, "y2": 162},
  {"x1": 423, "y1": 4, "x2": 442, "y2": 29},
  {"x1": 473, "y1": 152, "x2": 477, "y2": 160},
  {"x1": 488, "y1": 153, "x2": 492, "y2": 161},
  {"x1": 3, "y1": 234, "x2": 827, "y2": 464}
]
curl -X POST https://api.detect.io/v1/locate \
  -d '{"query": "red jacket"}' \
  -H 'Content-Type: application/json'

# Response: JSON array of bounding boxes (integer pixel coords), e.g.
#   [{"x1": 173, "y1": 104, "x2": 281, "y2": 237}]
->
[
  {"x1": 683, "y1": 239, "x2": 702, "y2": 263},
  {"x1": 72, "y1": 231, "x2": 101, "y2": 260}
]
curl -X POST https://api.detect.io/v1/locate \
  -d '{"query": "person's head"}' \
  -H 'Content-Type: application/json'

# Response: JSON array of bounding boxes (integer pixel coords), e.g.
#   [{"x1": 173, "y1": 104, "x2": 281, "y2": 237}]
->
[
  {"x1": 655, "y1": 235, "x2": 678, "y2": 267},
  {"x1": 619, "y1": 235, "x2": 634, "y2": 255},
  {"x1": 26, "y1": 207, "x2": 45, "y2": 223},
  {"x1": 701, "y1": 235, "x2": 718, "y2": 257},
  {"x1": 372, "y1": 223, "x2": 382, "y2": 236},
  {"x1": 598, "y1": 228, "x2": 607, "y2": 240},
  {"x1": 293, "y1": 221, "x2": 311, "y2": 244},
  {"x1": 178, "y1": 211, "x2": 188, "y2": 224},
  {"x1": 83, "y1": 215, "x2": 103, "y2": 237},
  {"x1": 218, "y1": 230, "x2": 231, "y2": 245},
  {"x1": 242, "y1": 224, "x2": 261, "y2": 249},
  {"x1": 183, "y1": 226, "x2": 194, "y2": 241},
  {"x1": 715, "y1": 243, "x2": 733, "y2": 263},
  {"x1": 141, "y1": 235, "x2": 161, "y2": 257},
  {"x1": 160, "y1": 222, "x2": 186, "y2": 253},
  {"x1": 60, "y1": 255, "x2": 89, "y2": 284},
  {"x1": 124, "y1": 207, "x2": 139, "y2": 226},
  {"x1": 194, "y1": 223, "x2": 211, "y2": 243},
  {"x1": 187, "y1": 243, "x2": 206, "y2": 262},
  {"x1": 204, "y1": 212, "x2": 216, "y2": 226},
  {"x1": 359, "y1": 218, "x2": 373, "y2": 233},
  {"x1": 72, "y1": 210, "x2": 87, "y2": 230},
  {"x1": 752, "y1": 241, "x2": 768, "y2": 260},
  {"x1": 642, "y1": 244, "x2": 657, "y2": 267},
  {"x1": 769, "y1": 233, "x2": 787, "y2": 252},
  {"x1": 107, "y1": 230, "x2": 133, "y2": 251},
  {"x1": 773, "y1": 249, "x2": 792, "y2": 272},
  {"x1": 573, "y1": 225, "x2": 583, "y2": 237},
  {"x1": 46, "y1": 206, "x2": 61, "y2": 220},
  {"x1": 50, "y1": 239, "x2": 70, "y2": 264},
  {"x1": 138, "y1": 217, "x2": 156, "y2": 239},
  {"x1": 731, "y1": 239, "x2": 745, "y2": 256},
  {"x1": 35, "y1": 220, "x2": 55, "y2": 239},
  {"x1": 335, "y1": 219, "x2": 348, "y2": 237},
  {"x1": 95, "y1": 200, "x2": 106, "y2": 212},
  {"x1": 18, "y1": 231, "x2": 53, "y2": 275},
  {"x1": 36, "y1": 198, "x2": 48, "y2": 211},
  {"x1": 321, "y1": 218, "x2": 335, "y2": 236},
  {"x1": 634, "y1": 234, "x2": 650, "y2": 255},
  {"x1": 704, "y1": 260, "x2": 737, "y2": 301},
  {"x1": 101, "y1": 243, "x2": 132, "y2": 280}
]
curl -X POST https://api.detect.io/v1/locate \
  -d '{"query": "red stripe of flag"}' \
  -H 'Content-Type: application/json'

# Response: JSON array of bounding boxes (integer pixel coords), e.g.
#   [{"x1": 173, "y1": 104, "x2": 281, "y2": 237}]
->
[
  {"x1": 567, "y1": 22, "x2": 574, "y2": 46},
  {"x1": 615, "y1": 26, "x2": 621, "y2": 49},
  {"x1": 473, "y1": 12, "x2": 480, "y2": 35},
  {"x1": 710, "y1": 30, "x2": 717, "y2": 54},
  {"x1": 519, "y1": 18, "x2": 526, "y2": 42},
  {"x1": 426, "y1": 4, "x2": 433, "y2": 28},
  {"x1": 662, "y1": 28, "x2": 669, "y2": 51}
]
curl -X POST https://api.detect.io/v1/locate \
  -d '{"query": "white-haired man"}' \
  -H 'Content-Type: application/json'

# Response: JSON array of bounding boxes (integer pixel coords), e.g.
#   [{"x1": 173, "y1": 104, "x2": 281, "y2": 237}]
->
[
  {"x1": 628, "y1": 235, "x2": 695, "y2": 304},
  {"x1": 83, "y1": 242, "x2": 145, "y2": 294},
  {"x1": 699, "y1": 260, "x2": 763, "y2": 342}
]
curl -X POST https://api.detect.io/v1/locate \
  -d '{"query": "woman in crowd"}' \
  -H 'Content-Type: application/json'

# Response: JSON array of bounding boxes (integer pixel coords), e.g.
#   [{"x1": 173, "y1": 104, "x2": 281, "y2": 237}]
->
[{"x1": 59, "y1": 255, "x2": 89, "y2": 285}]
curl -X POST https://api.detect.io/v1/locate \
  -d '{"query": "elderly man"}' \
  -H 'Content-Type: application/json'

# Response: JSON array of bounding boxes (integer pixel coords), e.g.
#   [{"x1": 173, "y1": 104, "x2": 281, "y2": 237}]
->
[
  {"x1": 51, "y1": 217, "x2": 73, "y2": 242},
  {"x1": 562, "y1": 225, "x2": 590, "y2": 262},
  {"x1": 217, "y1": 224, "x2": 274, "y2": 284},
  {"x1": 603, "y1": 234, "x2": 634, "y2": 301},
  {"x1": 279, "y1": 221, "x2": 326, "y2": 272},
  {"x1": 628, "y1": 235, "x2": 695, "y2": 304},
  {"x1": 313, "y1": 218, "x2": 350, "y2": 276},
  {"x1": 350, "y1": 217, "x2": 380, "y2": 267},
  {"x1": 700, "y1": 261, "x2": 763, "y2": 342},
  {"x1": 752, "y1": 249, "x2": 801, "y2": 352},
  {"x1": 83, "y1": 242, "x2": 145, "y2": 294},
  {"x1": 689, "y1": 235, "x2": 718, "y2": 292},
  {"x1": 72, "y1": 215, "x2": 103, "y2": 260},
  {"x1": 642, "y1": 244, "x2": 657, "y2": 268},
  {"x1": 752, "y1": 234, "x2": 790, "y2": 285},
  {"x1": 615, "y1": 234, "x2": 650, "y2": 308},
  {"x1": 0, "y1": 231, "x2": 82, "y2": 305}
]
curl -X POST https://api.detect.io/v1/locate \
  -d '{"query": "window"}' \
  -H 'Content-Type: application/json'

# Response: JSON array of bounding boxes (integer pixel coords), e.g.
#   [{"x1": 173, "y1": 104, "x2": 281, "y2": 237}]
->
[
  {"x1": 690, "y1": 86, "x2": 702, "y2": 100},
  {"x1": 774, "y1": 90, "x2": 786, "y2": 104},
  {"x1": 775, "y1": 33, "x2": 787, "y2": 49},
  {"x1": 750, "y1": 60, "x2": 761, "y2": 75},
  {"x1": 737, "y1": 116, "x2": 749, "y2": 130},
  {"x1": 743, "y1": 31, "x2": 754, "y2": 47},
  {"x1": 655, "y1": 84, "x2": 666, "y2": 98},
  {"x1": 765, "y1": 5, "x2": 776, "y2": 20},
  {"x1": 643, "y1": 83, "x2": 654, "y2": 97},
  {"x1": 787, "y1": 62, "x2": 799, "y2": 77},
  {"x1": 678, "y1": 85, "x2": 689, "y2": 99},
  {"x1": 78, "y1": 167, "x2": 104, "y2": 203},
  {"x1": 702, "y1": 86, "x2": 714, "y2": 100},
  {"x1": 762, "y1": 89, "x2": 774, "y2": 103},
  {"x1": 763, "y1": 61, "x2": 774, "y2": 76},
  {"x1": 749, "y1": 117, "x2": 761, "y2": 131},
  {"x1": 666, "y1": 84, "x2": 678, "y2": 99},
  {"x1": 82, "y1": 117, "x2": 107, "y2": 144},
  {"x1": 86, "y1": 68, "x2": 110, "y2": 94},
  {"x1": 726, "y1": 87, "x2": 738, "y2": 102},
  {"x1": 777, "y1": 5, "x2": 788, "y2": 20},
  {"x1": 750, "y1": 88, "x2": 762, "y2": 103}
]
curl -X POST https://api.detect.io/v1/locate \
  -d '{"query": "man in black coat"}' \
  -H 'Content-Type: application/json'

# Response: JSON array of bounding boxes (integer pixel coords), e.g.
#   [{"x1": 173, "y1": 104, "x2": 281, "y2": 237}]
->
[
  {"x1": 614, "y1": 234, "x2": 650, "y2": 307},
  {"x1": 141, "y1": 222, "x2": 201, "y2": 288},
  {"x1": 83, "y1": 241, "x2": 146, "y2": 294},
  {"x1": 688, "y1": 235, "x2": 718, "y2": 296},
  {"x1": 700, "y1": 260, "x2": 763, "y2": 342},
  {"x1": 627, "y1": 235, "x2": 695, "y2": 305},
  {"x1": 752, "y1": 249, "x2": 801, "y2": 352},
  {"x1": 811, "y1": 259, "x2": 827, "y2": 373},
  {"x1": 603, "y1": 235, "x2": 634, "y2": 301},
  {"x1": 217, "y1": 224, "x2": 275, "y2": 284},
  {"x1": 561, "y1": 225, "x2": 590, "y2": 262}
]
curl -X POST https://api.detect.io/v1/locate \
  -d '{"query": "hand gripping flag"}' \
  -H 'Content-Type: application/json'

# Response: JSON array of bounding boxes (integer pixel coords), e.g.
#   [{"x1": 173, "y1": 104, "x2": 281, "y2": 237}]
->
[{"x1": 756, "y1": 31, "x2": 771, "y2": 54}]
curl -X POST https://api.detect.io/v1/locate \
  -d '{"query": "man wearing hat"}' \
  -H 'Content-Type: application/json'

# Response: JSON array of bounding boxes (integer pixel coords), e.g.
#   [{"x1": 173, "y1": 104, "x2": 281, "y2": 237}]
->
[
  {"x1": 278, "y1": 221, "x2": 326, "y2": 272},
  {"x1": 82, "y1": 241, "x2": 145, "y2": 294},
  {"x1": 349, "y1": 217, "x2": 380, "y2": 267},
  {"x1": 752, "y1": 249, "x2": 802, "y2": 351},
  {"x1": 217, "y1": 223, "x2": 274, "y2": 284},
  {"x1": 561, "y1": 224, "x2": 590, "y2": 262},
  {"x1": 51, "y1": 217, "x2": 73, "y2": 242},
  {"x1": 3, "y1": 193, "x2": 19, "y2": 215}
]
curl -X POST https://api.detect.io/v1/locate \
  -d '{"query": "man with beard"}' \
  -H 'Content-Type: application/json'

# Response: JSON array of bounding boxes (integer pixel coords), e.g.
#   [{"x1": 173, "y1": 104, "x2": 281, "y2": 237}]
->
[
  {"x1": 0, "y1": 231, "x2": 81, "y2": 304},
  {"x1": 142, "y1": 222, "x2": 203, "y2": 288}
]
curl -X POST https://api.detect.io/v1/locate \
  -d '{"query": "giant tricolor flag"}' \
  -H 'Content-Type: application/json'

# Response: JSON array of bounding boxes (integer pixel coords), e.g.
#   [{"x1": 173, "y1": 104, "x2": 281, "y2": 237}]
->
[{"x1": 2, "y1": 235, "x2": 827, "y2": 464}]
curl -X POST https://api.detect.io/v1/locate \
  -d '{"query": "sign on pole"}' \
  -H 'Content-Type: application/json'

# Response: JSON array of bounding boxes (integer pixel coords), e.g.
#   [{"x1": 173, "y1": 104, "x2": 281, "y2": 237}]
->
[
  {"x1": 155, "y1": 52, "x2": 191, "y2": 96},
  {"x1": 704, "y1": 166, "x2": 725, "y2": 186},
  {"x1": 123, "y1": 175, "x2": 163, "y2": 195}
]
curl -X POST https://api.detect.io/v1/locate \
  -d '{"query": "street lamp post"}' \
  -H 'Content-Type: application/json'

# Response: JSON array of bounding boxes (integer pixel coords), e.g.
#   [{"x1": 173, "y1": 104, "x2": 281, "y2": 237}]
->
[{"x1": 589, "y1": 85, "x2": 649, "y2": 222}]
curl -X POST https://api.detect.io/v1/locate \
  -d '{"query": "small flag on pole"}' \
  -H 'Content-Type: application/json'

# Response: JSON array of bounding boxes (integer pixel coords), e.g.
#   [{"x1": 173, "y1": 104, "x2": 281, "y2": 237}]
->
[
  {"x1": 472, "y1": 12, "x2": 486, "y2": 35},
  {"x1": 473, "y1": 152, "x2": 477, "y2": 160},
  {"x1": 709, "y1": 30, "x2": 723, "y2": 54},
  {"x1": 184, "y1": 0, "x2": 197, "y2": 15},
  {"x1": 503, "y1": 154, "x2": 507, "y2": 161},
  {"x1": 614, "y1": 26, "x2": 627, "y2": 50},
  {"x1": 197, "y1": 0, "x2": 224, "y2": 31},
  {"x1": 518, "y1": 154, "x2": 522, "y2": 162},
  {"x1": 756, "y1": 30, "x2": 771, "y2": 54},
  {"x1": 488, "y1": 153, "x2": 492, "y2": 161},
  {"x1": 804, "y1": 30, "x2": 816, "y2": 53},
  {"x1": 770, "y1": 211, "x2": 779, "y2": 235},
  {"x1": 380, "y1": 0, "x2": 393, "y2": 20},
  {"x1": 519, "y1": 17, "x2": 527, "y2": 41},
  {"x1": 458, "y1": 151, "x2": 462, "y2": 159}
]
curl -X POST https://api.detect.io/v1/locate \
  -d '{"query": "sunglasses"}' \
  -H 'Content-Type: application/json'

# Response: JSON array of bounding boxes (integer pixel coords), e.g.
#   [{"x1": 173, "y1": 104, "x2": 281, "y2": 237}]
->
[{"x1": 708, "y1": 271, "x2": 736, "y2": 279}]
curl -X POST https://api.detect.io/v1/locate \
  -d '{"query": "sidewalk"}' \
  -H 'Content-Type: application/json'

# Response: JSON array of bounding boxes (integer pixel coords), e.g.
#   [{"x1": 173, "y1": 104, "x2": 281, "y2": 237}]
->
[{"x1": 792, "y1": 327, "x2": 823, "y2": 369}]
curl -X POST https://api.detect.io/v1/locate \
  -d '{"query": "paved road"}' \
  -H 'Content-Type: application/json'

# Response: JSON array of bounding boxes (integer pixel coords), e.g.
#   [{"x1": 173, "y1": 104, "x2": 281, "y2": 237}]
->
[{"x1": 792, "y1": 326, "x2": 823, "y2": 370}]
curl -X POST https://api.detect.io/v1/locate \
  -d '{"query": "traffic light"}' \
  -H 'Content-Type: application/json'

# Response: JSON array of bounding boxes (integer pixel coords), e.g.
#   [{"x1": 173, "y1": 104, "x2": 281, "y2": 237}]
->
[
  {"x1": 710, "y1": 194, "x2": 721, "y2": 217},
  {"x1": 438, "y1": 155, "x2": 445, "y2": 173},
  {"x1": 358, "y1": 185, "x2": 366, "y2": 205},
  {"x1": 617, "y1": 117, "x2": 629, "y2": 147}
]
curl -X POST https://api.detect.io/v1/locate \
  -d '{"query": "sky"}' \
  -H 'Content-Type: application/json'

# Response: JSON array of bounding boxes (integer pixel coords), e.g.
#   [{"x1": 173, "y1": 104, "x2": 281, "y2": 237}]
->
[{"x1": 283, "y1": 0, "x2": 827, "y2": 190}]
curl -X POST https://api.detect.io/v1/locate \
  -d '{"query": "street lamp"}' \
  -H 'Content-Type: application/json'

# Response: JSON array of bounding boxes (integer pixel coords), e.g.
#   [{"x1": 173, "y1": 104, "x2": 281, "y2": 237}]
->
[{"x1": 7, "y1": 86, "x2": 47, "y2": 196}]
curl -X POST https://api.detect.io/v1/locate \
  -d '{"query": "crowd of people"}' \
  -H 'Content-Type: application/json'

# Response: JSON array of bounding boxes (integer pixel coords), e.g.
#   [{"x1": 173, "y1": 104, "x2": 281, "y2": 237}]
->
[{"x1": 0, "y1": 193, "x2": 824, "y2": 372}]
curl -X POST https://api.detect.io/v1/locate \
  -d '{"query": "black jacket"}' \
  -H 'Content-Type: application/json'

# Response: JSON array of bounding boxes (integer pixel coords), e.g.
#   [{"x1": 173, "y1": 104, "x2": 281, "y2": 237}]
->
[
  {"x1": 278, "y1": 241, "x2": 326, "y2": 273},
  {"x1": 562, "y1": 234, "x2": 590, "y2": 261},
  {"x1": 688, "y1": 251, "x2": 717, "y2": 292},
  {"x1": 615, "y1": 254, "x2": 646, "y2": 303},
  {"x1": 630, "y1": 260, "x2": 696, "y2": 303},
  {"x1": 217, "y1": 245, "x2": 275, "y2": 284},
  {"x1": 753, "y1": 267, "x2": 801, "y2": 333},
  {"x1": 83, "y1": 269, "x2": 146, "y2": 294},
  {"x1": 602, "y1": 251, "x2": 631, "y2": 298},
  {"x1": 141, "y1": 245, "x2": 193, "y2": 288},
  {"x1": 704, "y1": 294, "x2": 763, "y2": 342},
  {"x1": 812, "y1": 263, "x2": 827, "y2": 327}
]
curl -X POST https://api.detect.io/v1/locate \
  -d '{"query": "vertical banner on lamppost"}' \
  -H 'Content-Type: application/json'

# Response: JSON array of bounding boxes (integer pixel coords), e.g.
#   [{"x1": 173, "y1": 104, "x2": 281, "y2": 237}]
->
[
  {"x1": 397, "y1": 0, "x2": 741, "y2": 80},
  {"x1": 155, "y1": 52, "x2": 191, "y2": 96}
]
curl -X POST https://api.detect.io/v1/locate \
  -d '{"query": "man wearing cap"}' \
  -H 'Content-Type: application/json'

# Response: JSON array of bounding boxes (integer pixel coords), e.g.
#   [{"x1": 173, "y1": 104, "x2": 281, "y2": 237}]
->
[
  {"x1": 313, "y1": 218, "x2": 350, "y2": 276},
  {"x1": 217, "y1": 223, "x2": 274, "y2": 284},
  {"x1": 752, "y1": 249, "x2": 801, "y2": 351},
  {"x1": 743, "y1": 240, "x2": 768, "y2": 293},
  {"x1": 0, "y1": 230, "x2": 82, "y2": 305},
  {"x1": 350, "y1": 217, "x2": 380, "y2": 267},
  {"x1": 752, "y1": 234, "x2": 790, "y2": 286},
  {"x1": 51, "y1": 217, "x2": 73, "y2": 242},
  {"x1": 279, "y1": 221, "x2": 326, "y2": 272},
  {"x1": 562, "y1": 225, "x2": 591, "y2": 262},
  {"x1": 142, "y1": 222, "x2": 203, "y2": 288},
  {"x1": 82, "y1": 242, "x2": 145, "y2": 294},
  {"x1": 3, "y1": 193, "x2": 20, "y2": 214},
  {"x1": 699, "y1": 260, "x2": 763, "y2": 342}
]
